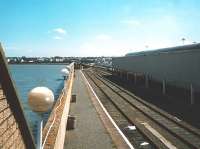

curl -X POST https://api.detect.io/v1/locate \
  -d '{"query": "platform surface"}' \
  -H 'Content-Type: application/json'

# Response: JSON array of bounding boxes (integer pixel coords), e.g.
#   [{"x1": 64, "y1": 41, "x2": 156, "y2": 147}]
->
[{"x1": 64, "y1": 70, "x2": 116, "y2": 149}]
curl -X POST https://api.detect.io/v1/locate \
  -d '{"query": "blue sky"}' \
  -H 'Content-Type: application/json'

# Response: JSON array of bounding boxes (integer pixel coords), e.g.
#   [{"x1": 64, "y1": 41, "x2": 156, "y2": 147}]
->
[{"x1": 0, "y1": 0, "x2": 200, "y2": 57}]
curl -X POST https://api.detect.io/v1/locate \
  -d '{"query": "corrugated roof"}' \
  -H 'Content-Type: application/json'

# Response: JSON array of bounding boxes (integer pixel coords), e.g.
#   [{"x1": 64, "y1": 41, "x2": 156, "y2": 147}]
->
[{"x1": 126, "y1": 43, "x2": 200, "y2": 56}]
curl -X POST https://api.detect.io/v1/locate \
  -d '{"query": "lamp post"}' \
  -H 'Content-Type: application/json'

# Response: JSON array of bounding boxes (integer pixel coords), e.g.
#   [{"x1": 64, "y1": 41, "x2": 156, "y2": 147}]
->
[
  {"x1": 66, "y1": 65, "x2": 70, "y2": 71},
  {"x1": 61, "y1": 68, "x2": 69, "y2": 80},
  {"x1": 181, "y1": 38, "x2": 186, "y2": 45},
  {"x1": 28, "y1": 87, "x2": 54, "y2": 149}
]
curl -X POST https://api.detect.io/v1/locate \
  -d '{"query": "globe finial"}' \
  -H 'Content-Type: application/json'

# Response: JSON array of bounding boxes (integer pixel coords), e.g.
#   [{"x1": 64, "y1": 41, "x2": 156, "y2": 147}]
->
[{"x1": 28, "y1": 87, "x2": 54, "y2": 113}]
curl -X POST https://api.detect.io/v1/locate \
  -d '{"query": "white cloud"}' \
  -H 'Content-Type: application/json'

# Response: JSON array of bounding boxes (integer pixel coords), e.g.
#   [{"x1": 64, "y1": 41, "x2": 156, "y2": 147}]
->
[
  {"x1": 79, "y1": 39, "x2": 132, "y2": 57},
  {"x1": 4, "y1": 46, "x2": 19, "y2": 50},
  {"x1": 53, "y1": 28, "x2": 67, "y2": 34},
  {"x1": 78, "y1": 14, "x2": 197, "y2": 56},
  {"x1": 4, "y1": 44, "x2": 30, "y2": 51},
  {"x1": 53, "y1": 36, "x2": 63, "y2": 40},
  {"x1": 120, "y1": 19, "x2": 141, "y2": 26},
  {"x1": 49, "y1": 27, "x2": 67, "y2": 40},
  {"x1": 96, "y1": 34, "x2": 112, "y2": 40}
]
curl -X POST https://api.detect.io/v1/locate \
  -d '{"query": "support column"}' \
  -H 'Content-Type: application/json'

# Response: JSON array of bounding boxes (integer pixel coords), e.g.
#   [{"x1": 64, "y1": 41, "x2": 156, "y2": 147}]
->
[
  {"x1": 145, "y1": 74, "x2": 149, "y2": 88},
  {"x1": 120, "y1": 71, "x2": 122, "y2": 78},
  {"x1": 37, "y1": 120, "x2": 43, "y2": 149},
  {"x1": 190, "y1": 84, "x2": 194, "y2": 105},
  {"x1": 162, "y1": 80, "x2": 166, "y2": 95},
  {"x1": 134, "y1": 73, "x2": 137, "y2": 85}
]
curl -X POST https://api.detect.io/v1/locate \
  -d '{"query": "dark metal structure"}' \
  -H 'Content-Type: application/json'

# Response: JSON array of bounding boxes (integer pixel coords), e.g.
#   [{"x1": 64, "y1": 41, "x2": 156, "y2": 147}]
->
[{"x1": 113, "y1": 43, "x2": 200, "y2": 89}]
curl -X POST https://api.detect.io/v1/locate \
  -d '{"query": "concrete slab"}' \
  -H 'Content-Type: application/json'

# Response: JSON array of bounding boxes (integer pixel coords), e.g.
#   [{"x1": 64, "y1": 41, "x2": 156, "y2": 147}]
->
[{"x1": 64, "y1": 70, "x2": 116, "y2": 149}]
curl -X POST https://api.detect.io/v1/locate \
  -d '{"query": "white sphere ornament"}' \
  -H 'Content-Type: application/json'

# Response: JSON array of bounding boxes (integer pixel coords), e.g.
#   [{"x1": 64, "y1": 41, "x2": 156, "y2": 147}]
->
[
  {"x1": 28, "y1": 87, "x2": 54, "y2": 113},
  {"x1": 61, "y1": 68, "x2": 69, "y2": 76},
  {"x1": 66, "y1": 65, "x2": 70, "y2": 71}
]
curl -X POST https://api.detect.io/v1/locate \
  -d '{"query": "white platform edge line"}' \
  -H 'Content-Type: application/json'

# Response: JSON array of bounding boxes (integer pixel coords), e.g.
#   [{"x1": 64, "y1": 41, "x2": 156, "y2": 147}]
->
[
  {"x1": 142, "y1": 123, "x2": 177, "y2": 149},
  {"x1": 81, "y1": 70, "x2": 134, "y2": 149}
]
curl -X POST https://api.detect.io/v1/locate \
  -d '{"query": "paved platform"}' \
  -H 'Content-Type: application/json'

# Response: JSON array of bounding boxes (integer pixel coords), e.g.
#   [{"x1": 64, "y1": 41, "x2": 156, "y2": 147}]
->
[{"x1": 64, "y1": 70, "x2": 116, "y2": 149}]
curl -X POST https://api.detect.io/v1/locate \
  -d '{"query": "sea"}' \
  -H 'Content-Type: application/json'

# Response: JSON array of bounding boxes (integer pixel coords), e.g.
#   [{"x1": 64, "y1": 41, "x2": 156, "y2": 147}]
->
[{"x1": 9, "y1": 64, "x2": 67, "y2": 139}]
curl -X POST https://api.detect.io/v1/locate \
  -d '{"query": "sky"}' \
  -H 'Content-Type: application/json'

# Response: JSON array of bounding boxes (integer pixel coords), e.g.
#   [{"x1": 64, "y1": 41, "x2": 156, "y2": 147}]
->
[{"x1": 0, "y1": 0, "x2": 200, "y2": 57}]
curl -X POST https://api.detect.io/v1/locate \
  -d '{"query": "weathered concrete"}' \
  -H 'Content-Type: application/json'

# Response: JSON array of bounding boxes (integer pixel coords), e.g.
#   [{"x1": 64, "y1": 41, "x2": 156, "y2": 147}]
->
[
  {"x1": 42, "y1": 63, "x2": 74, "y2": 149},
  {"x1": 64, "y1": 70, "x2": 116, "y2": 149}
]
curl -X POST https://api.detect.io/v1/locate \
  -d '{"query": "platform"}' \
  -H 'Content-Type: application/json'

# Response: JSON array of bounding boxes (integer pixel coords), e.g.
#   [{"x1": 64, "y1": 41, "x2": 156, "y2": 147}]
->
[{"x1": 64, "y1": 70, "x2": 117, "y2": 149}]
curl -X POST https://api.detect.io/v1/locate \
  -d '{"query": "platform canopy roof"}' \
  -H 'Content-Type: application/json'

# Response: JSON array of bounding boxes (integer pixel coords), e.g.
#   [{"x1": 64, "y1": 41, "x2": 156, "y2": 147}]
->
[{"x1": 126, "y1": 43, "x2": 200, "y2": 57}]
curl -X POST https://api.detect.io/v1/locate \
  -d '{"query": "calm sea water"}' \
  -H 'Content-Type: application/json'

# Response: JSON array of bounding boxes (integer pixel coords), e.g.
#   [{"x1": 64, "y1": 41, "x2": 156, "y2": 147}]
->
[{"x1": 9, "y1": 64, "x2": 66, "y2": 136}]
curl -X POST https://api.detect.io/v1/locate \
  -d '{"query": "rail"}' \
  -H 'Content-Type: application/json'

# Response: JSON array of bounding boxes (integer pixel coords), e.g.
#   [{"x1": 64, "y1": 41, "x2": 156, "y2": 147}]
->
[{"x1": 85, "y1": 68, "x2": 200, "y2": 148}]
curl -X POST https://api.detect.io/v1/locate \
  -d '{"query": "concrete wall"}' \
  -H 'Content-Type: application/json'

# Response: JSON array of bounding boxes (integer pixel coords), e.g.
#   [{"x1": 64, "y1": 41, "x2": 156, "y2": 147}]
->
[
  {"x1": 113, "y1": 49, "x2": 200, "y2": 88},
  {"x1": 0, "y1": 88, "x2": 26, "y2": 148},
  {"x1": 42, "y1": 63, "x2": 74, "y2": 149}
]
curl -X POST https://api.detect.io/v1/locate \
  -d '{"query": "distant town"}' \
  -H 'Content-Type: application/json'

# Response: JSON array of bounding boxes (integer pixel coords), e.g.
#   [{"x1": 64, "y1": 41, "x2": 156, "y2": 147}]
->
[{"x1": 7, "y1": 56, "x2": 112, "y2": 67}]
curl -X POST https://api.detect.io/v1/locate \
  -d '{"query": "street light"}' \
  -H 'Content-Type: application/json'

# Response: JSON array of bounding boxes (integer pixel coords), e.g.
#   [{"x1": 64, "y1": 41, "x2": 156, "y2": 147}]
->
[
  {"x1": 61, "y1": 68, "x2": 69, "y2": 79},
  {"x1": 66, "y1": 65, "x2": 71, "y2": 71},
  {"x1": 28, "y1": 87, "x2": 54, "y2": 149},
  {"x1": 181, "y1": 38, "x2": 186, "y2": 45}
]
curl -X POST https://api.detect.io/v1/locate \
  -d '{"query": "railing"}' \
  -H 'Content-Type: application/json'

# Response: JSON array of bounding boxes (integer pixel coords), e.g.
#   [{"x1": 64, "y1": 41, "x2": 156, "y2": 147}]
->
[{"x1": 42, "y1": 63, "x2": 74, "y2": 149}]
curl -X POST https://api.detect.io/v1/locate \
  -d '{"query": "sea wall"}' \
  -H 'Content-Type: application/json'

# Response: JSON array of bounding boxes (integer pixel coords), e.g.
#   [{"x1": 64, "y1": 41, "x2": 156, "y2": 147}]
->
[{"x1": 42, "y1": 63, "x2": 74, "y2": 149}]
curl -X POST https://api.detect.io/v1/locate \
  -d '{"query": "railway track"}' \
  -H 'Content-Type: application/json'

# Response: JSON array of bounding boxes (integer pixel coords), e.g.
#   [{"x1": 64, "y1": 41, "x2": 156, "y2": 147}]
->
[
  {"x1": 84, "y1": 70, "x2": 156, "y2": 149},
  {"x1": 83, "y1": 68, "x2": 200, "y2": 149},
  {"x1": 96, "y1": 68, "x2": 200, "y2": 137}
]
